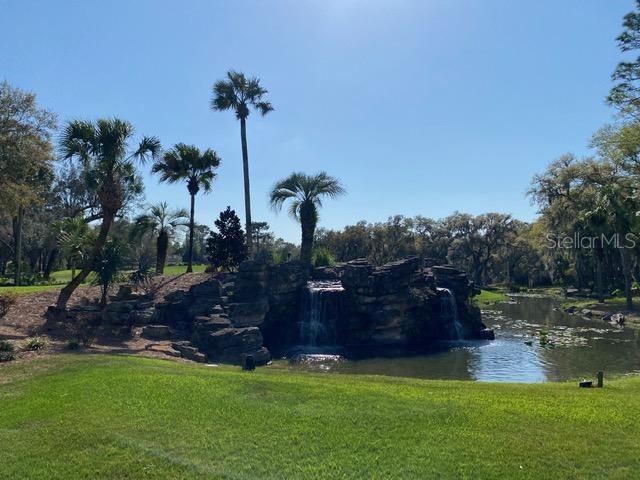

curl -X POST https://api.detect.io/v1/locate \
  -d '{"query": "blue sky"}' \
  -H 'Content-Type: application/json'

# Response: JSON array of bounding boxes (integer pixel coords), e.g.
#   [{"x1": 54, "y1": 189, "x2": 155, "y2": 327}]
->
[{"x1": 0, "y1": 0, "x2": 631, "y2": 242}]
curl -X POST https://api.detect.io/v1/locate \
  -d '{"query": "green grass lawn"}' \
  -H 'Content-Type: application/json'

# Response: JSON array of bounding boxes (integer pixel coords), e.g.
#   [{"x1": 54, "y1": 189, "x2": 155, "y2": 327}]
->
[
  {"x1": 160, "y1": 263, "x2": 206, "y2": 276},
  {"x1": 0, "y1": 284, "x2": 65, "y2": 295},
  {"x1": 0, "y1": 264, "x2": 205, "y2": 296},
  {"x1": 561, "y1": 295, "x2": 639, "y2": 310},
  {"x1": 474, "y1": 289, "x2": 508, "y2": 307},
  {"x1": 1, "y1": 355, "x2": 639, "y2": 479}
]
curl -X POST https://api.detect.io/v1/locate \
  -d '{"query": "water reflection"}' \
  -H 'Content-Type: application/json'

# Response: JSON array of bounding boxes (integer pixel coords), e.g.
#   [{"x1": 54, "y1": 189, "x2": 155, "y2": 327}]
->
[{"x1": 273, "y1": 296, "x2": 640, "y2": 382}]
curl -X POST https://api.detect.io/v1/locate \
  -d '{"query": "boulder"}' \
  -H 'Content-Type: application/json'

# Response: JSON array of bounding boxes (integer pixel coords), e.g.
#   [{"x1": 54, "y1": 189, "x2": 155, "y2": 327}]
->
[
  {"x1": 142, "y1": 324, "x2": 172, "y2": 340},
  {"x1": 131, "y1": 308, "x2": 155, "y2": 324},
  {"x1": 145, "y1": 342, "x2": 181, "y2": 357},
  {"x1": 171, "y1": 341, "x2": 206, "y2": 362},
  {"x1": 228, "y1": 300, "x2": 269, "y2": 327},
  {"x1": 189, "y1": 279, "x2": 222, "y2": 299}
]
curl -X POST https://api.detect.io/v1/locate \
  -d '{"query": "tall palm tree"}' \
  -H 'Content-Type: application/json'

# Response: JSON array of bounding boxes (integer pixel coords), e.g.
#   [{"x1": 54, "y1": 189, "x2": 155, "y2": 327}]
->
[
  {"x1": 152, "y1": 144, "x2": 221, "y2": 273},
  {"x1": 270, "y1": 172, "x2": 345, "y2": 271},
  {"x1": 211, "y1": 70, "x2": 273, "y2": 253},
  {"x1": 54, "y1": 118, "x2": 160, "y2": 310},
  {"x1": 131, "y1": 202, "x2": 189, "y2": 274}
]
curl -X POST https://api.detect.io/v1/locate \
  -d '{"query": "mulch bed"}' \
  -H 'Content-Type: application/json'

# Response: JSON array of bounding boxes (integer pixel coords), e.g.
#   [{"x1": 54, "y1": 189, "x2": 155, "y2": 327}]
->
[{"x1": 0, "y1": 273, "x2": 213, "y2": 362}]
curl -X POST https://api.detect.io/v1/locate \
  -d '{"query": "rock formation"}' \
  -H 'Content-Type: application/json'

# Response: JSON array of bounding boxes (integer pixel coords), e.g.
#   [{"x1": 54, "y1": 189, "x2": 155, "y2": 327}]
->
[{"x1": 57, "y1": 256, "x2": 493, "y2": 366}]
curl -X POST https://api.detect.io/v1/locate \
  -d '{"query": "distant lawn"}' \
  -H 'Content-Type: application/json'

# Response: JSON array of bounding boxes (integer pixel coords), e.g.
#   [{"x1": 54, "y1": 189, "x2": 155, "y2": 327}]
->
[
  {"x1": 561, "y1": 295, "x2": 640, "y2": 311},
  {"x1": 161, "y1": 263, "x2": 206, "y2": 276},
  {"x1": 0, "y1": 265, "x2": 205, "y2": 296},
  {"x1": 474, "y1": 289, "x2": 508, "y2": 307},
  {"x1": 1, "y1": 355, "x2": 639, "y2": 479},
  {"x1": 0, "y1": 284, "x2": 64, "y2": 295}
]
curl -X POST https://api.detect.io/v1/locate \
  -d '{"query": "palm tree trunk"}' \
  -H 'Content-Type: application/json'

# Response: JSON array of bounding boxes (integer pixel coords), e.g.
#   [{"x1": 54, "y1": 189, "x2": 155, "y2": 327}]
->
[
  {"x1": 187, "y1": 194, "x2": 195, "y2": 273},
  {"x1": 54, "y1": 211, "x2": 114, "y2": 310},
  {"x1": 12, "y1": 206, "x2": 24, "y2": 286},
  {"x1": 156, "y1": 230, "x2": 169, "y2": 275},
  {"x1": 300, "y1": 207, "x2": 316, "y2": 274},
  {"x1": 240, "y1": 117, "x2": 253, "y2": 255}
]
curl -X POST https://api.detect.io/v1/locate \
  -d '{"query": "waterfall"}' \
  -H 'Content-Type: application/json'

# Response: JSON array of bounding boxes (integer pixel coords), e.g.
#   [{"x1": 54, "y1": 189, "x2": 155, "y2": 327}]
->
[
  {"x1": 297, "y1": 280, "x2": 344, "y2": 349},
  {"x1": 437, "y1": 287, "x2": 464, "y2": 340}
]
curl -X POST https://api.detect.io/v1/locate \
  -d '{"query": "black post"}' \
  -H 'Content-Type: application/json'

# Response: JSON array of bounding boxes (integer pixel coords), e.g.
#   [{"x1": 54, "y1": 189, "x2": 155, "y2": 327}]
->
[
  {"x1": 242, "y1": 354, "x2": 255, "y2": 371},
  {"x1": 597, "y1": 371, "x2": 604, "y2": 388}
]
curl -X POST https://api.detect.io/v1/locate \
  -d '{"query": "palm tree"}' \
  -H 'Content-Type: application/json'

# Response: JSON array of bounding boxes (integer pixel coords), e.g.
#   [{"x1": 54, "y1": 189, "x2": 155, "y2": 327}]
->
[
  {"x1": 270, "y1": 172, "x2": 345, "y2": 271},
  {"x1": 211, "y1": 70, "x2": 273, "y2": 253},
  {"x1": 152, "y1": 144, "x2": 221, "y2": 273},
  {"x1": 131, "y1": 202, "x2": 189, "y2": 274},
  {"x1": 54, "y1": 118, "x2": 160, "y2": 310}
]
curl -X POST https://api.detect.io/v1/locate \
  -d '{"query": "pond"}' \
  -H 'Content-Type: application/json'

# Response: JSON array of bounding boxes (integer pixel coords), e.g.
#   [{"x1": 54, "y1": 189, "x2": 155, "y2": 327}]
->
[{"x1": 270, "y1": 296, "x2": 640, "y2": 382}]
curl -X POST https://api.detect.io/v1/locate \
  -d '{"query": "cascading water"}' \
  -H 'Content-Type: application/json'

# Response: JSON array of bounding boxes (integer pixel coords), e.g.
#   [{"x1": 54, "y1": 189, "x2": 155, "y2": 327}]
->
[
  {"x1": 297, "y1": 280, "x2": 345, "y2": 349},
  {"x1": 436, "y1": 287, "x2": 464, "y2": 340}
]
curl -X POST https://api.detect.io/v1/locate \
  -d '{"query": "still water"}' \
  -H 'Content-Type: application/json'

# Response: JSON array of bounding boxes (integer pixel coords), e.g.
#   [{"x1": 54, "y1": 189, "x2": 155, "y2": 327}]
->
[{"x1": 272, "y1": 296, "x2": 640, "y2": 382}]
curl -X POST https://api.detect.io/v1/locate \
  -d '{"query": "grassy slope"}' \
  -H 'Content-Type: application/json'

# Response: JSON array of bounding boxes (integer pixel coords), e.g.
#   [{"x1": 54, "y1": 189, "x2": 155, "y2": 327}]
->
[
  {"x1": 1, "y1": 355, "x2": 639, "y2": 479},
  {"x1": 0, "y1": 264, "x2": 205, "y2": 295}
]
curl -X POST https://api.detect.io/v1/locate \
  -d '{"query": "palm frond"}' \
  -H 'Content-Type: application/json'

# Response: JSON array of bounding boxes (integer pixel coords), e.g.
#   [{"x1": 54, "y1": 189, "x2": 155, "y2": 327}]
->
[
  {"x1": 59, "y1": 120, "x2": 96, "y2": 163},
  {"x1": 270, "y1": 171, "x2": 346, "y2": 217},
  {"x1": 153, "y1": 143, "x2": 220, "y2": 195},
  {"x1": 211, "y1": 70, "x2": 273, "y2": 118},
  {"x1": 254, "y1": 101, "x2": 274, "y2": 116},
  {"x1": 134, "y1": 136, "x2": 161, "y2": 163}
]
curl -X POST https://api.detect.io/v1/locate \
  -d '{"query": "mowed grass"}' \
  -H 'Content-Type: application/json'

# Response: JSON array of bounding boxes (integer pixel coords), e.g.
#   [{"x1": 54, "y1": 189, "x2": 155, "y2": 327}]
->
[
  {"x1": 474, "y1": 289, "x2": 508, "y2": 307},
  {"x1": 0, "y1": 264, "x2": 205, "y2": 296},
  {"x1": 1, "y1": 355, "x2": 639, "y2": 479}
]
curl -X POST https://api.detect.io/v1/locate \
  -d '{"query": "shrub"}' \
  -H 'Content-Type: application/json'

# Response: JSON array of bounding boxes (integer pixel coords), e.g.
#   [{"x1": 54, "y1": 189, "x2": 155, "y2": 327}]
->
[
  {"x1": 72, "y1": 318, "x2": 98, "y2": 347},
  {"x1": 312, "y1": 246, "x2": 336, "y2": 268},
  {"x1": 66, "y1": 340, "x2": 81, "y2": 350},
  {"x1": 0, "y1": 340, "x2": 15, "y2": 362},
  {"x1": 24, "y1": 337, "x2": 47, "y2": 351},
  {"x1": 0, "y1": 293, "x2": 16, "y2": 319},
  {"x1": 93, "y1": 239, "x2": 126, "y2": 307},
  {"x1": 206, "y1": 207, "x2": 248, "y2": 272},
  {"x1": 129, "y1": 250, "x2": 154, "y2": 288},
  {"x1": 0, "y1": 352, "x2": 15, "y2": 362}
]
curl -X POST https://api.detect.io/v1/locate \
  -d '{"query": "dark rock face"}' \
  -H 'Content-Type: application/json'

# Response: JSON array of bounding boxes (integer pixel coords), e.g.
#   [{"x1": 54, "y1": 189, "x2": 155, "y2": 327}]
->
[
  {"x1": 261, "y1": 261, "x2": 306, "y2": 350},
  {"x1": 324, "y1": 258, "x2": 490, "y2": 347},
  {"x1": 58, "y1": 289, "x2": 156, "y2": 338},
  {"x1": 142, "y1": 324, "x2": 172, "y2": 340},
  {"x1": 152, "y1": 274, "x2": 271, "y2": 366}
]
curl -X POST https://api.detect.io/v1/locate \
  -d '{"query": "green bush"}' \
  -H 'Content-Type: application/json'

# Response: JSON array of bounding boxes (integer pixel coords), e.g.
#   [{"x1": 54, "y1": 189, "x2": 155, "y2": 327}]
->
[
  {"x1": 93, "y1": 239, "x2": 126, "y2": 307},
  {"x1": 66, "y1": 340, "x2": 81, "y2": 350},
  {"x1": 0, "y1": 340, "x2": 15, "y2": 362},
  {"x1": 23, "y1": 337, "x2": 47, "y2": 351},
  {"x1": 129, "y1": 250, "x2": 154, "y2": 288},
  {"x1": 312, "y1": 246, "x2": 336, "y2": 268},
  {"x1": 0, "y1": 352, "x2": 15, "y2": 362}
]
